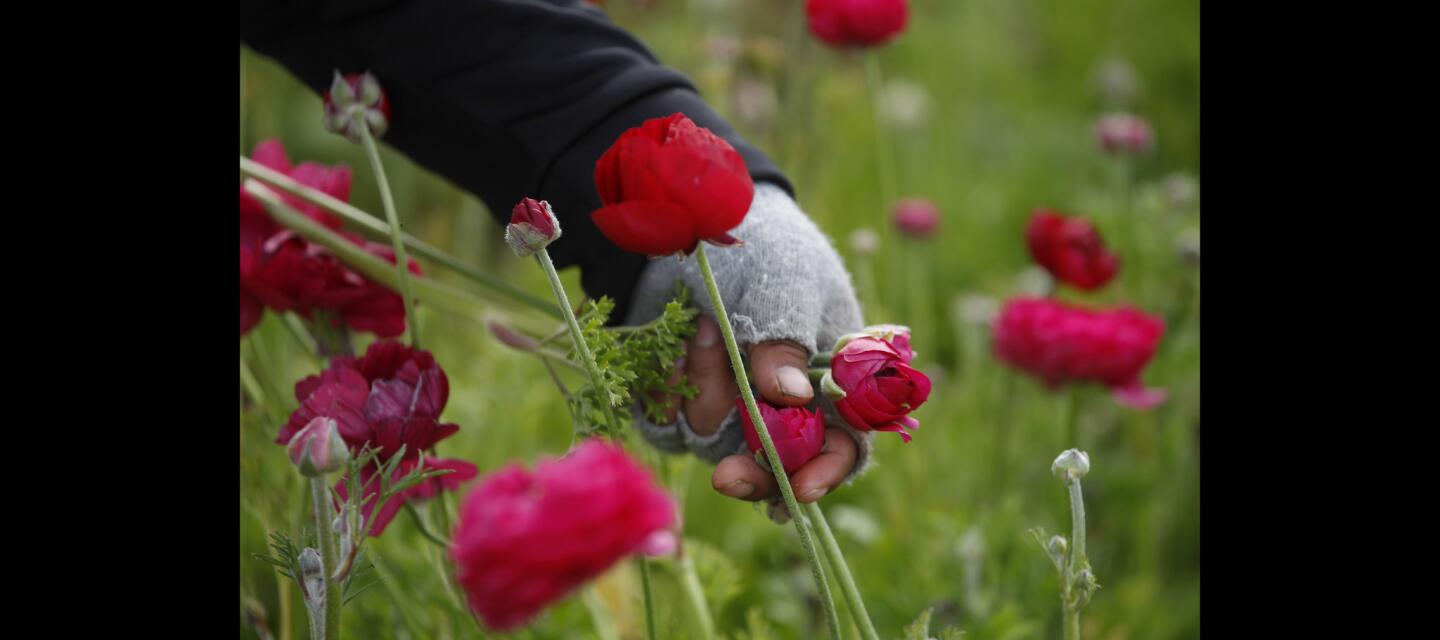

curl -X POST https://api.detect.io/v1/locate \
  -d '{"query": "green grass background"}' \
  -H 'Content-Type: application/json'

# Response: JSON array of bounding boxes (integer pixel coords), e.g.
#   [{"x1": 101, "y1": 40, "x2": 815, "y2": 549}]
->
[{"x1": 239, "y1": 0, "x2": 1199, "y2": 638}]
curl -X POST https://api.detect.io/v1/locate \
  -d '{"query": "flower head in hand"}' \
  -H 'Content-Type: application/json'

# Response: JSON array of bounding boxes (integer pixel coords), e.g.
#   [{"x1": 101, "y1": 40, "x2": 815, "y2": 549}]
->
[{"x1": 592, "y1": 113, "x2": 754, "y2": 257}]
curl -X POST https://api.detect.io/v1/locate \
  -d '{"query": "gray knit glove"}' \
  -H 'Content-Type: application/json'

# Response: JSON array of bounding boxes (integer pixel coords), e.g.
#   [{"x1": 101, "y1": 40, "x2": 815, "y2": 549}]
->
[{"x1": 624, "y1": 182, "x2": 873, "y2": 481}]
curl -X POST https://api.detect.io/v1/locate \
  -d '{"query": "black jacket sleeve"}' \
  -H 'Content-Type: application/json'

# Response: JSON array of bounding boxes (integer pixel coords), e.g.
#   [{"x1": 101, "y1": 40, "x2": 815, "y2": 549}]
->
[{"x1": 240, "y1": 0, "x2": 792, "y2": 318}]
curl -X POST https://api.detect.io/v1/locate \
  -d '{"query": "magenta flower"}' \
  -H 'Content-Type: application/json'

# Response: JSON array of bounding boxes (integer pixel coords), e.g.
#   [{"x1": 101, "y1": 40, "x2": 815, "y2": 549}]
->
[
  {"x1": 737, "y1": 398, "x2": 826, "y2": 474},
  {"x1": 451, "y1": 440, "x2": 677, "y2": 631},
  {"x1": 277, "y1": 340, "x2": 477, "y2": 535}
]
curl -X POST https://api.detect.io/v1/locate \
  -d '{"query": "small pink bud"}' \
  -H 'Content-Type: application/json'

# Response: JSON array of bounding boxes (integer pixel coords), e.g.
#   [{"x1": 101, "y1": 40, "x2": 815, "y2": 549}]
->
[
  {"x1": 486, "y1": 319, "x2": 540, "y2": 351},
  {"x1": 505, "y1": 197, "x2": 562, "y2": 257},
  {"x1": 1094, "y1": 113, "x2": 1153, "y2": 155},
  {"x1": 323, "y1": 71, "x2": 392, "y2": 143},
  {"x1": 892, "y1": 198, "x2": 941, "y2": 238},
  {"x1": 287, "y1": 417, "x2": 350, "y2": 477}
]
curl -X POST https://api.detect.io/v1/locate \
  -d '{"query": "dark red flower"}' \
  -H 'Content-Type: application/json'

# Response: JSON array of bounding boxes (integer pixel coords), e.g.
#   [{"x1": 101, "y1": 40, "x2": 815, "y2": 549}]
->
[
  {"x1": 451, "y1": 440, "x2": 677, "y2": 631},
  {"x1": 737, "y1": 398, "x2": 826, "y2": 474},
  {"x1": 807, "y1": 0, "x2": 909, "y2": 49},
  {"x1": 505, "y1": 197, "x2": 562, "y2": 257},
  {"x1": 1025, "y1": 209, "x2": 1120, "y2": 291},
  {"x1": 893, "y1": 198, "x2": 940, "y2": 237},
  {"x1": 277, "y1": 341, "x2": 476, "y2": 535},
  {"x1": 829, "y1": 327, "x2": 931, "y2": 442},
  {"x1": 592, "y1": 113, "x2": 754, "y2": 256},
  {"x1": 993, "y1": 298, "x2": 1166, "y2": 408},
  {"x1": 239, "y1": 139, "x2": 420, "y2": 338}
]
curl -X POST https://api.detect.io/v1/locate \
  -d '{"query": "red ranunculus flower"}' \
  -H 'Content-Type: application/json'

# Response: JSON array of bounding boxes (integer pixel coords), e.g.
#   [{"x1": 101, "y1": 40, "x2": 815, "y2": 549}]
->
[
  {"x1": 830, "y1": 328, "x2": 932, "y2": 442},
  {"x1": 893, "y1": 198, "x2": 940, "y2": 237},
  {"x1": 737, "y1": 398, "x2": 826, "y2": 474},
  {"x1": 239, "y1": 139, "x2": 420, "y2": 338},
  {"x1": 1025, "y1": 209, "x2": 1120, "y2": 291},
  {"x1": 451, "y1": 439, "x2": 677, "y2": 631},
  {"x1": 993, "y1": 298, "x2": 1166, "y2": 409},
  {"x1": 592, "y1": 113, "x2": 754, "y2": 256},
  {"x1": 277, "y1": 340, "x2": 477, "y2": 535},
  {"x1": 807, "y1": 0, "x2": 909, "y2": 49}
]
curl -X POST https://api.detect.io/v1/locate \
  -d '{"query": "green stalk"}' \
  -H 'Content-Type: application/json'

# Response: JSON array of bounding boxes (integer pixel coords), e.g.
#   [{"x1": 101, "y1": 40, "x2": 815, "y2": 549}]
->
[
  {"x1": 352, "y1": 116, "x2": 420, "y2": 347},
  {"x1": 637, "y1": 558, "x2": 658, "y2": 640},
  {"x1": 863, "y1": 53, "x2": 898, "y2": 228},
  {"x1": 803, "y1": 502, "x2": 879, "y2": 640},
  {"x1": 310, "y1": 478, "x2": 342, "y2": 639},
  {"x1": 534, "y1": 249, "x2": 624, "y2": 431},
  {"x1": 580, "y1": 587, "x2": 620, "y2": 640},
  {"x1": 534, "y1": 247, "x2": 653, "y2": 635},
  {"x1": 239, "y1": 156, "x2": 560, "y2": 319},
  {"x1": 694, "y1": 245, "x2": 842, "y2": 639}
]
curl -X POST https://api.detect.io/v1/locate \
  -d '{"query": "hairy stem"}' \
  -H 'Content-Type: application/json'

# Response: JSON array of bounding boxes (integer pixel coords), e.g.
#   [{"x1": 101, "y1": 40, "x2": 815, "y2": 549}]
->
[{"x1": 694, "y1": 244, "x2": 842, "y2": 639}]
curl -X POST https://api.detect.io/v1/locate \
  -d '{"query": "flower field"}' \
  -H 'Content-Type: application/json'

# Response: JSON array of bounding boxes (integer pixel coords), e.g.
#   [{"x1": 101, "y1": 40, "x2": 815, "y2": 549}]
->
[{"x1": 239, "y1": 1, "x2": 1199, "y2": 638}]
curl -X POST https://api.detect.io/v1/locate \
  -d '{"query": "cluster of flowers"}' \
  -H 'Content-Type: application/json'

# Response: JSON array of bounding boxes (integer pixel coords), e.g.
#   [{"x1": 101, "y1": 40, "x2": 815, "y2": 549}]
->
[
  {"x1": 994, "y1": 208, "x2": 1165, "y2": 407},
  {"x1": 239, "y1": 139, "x2": 418, "y2": 337},
  {"x1": 254, "y1": 8, "x2": 937, "y2": 627}
]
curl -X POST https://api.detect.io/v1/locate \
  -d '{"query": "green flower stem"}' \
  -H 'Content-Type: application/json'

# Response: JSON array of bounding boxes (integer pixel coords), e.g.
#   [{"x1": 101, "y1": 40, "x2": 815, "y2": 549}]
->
[
  {"x1": 694, "y1": 244, "x2": 842, "y2": 640},
  {"x1": 637, "y1": 558, "x2": 657, "y2": 640},
  {"x1": 534, "y1": 247, "x2": 653, "y2": 634},
  {"x1": 240, "y1": 156, "x2": 560, "y2": 319},
  {"x1": 245, "y1": 185, "x2": 550, "y2": 332},
  {"x1": 310, "y1": 477, "x2": 342, "y2": 640},
  {"x1": 677, "y1": 551, "x2": 716, "y2": 640},
  {"x1": 1067, "y1": 478, "x2": 1087, "y2": 582},
  {"x1": 352, "y1": 115, "x2": 420, "y2": 348},
  {"x1": 534, "y1": 249, "x2": 624, "y2": 431},
  {"x1": 580, "y1": 587, "x2": 620, "y2": 640},
  {"x1": 803, "y1": 502, "x2": 880, "y2": 640}
]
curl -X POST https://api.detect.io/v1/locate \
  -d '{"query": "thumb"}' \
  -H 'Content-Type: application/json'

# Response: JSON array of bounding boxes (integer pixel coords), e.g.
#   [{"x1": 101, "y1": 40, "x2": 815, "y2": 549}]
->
[{"x1": 748, "y1": 340, "x2": 814, "y2": 407}]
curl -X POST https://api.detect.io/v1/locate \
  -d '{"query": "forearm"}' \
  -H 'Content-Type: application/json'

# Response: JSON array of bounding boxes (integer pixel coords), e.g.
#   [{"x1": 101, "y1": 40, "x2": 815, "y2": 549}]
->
[{"x1": 240, "y1": 0, "x2": 790, "y2": 316}]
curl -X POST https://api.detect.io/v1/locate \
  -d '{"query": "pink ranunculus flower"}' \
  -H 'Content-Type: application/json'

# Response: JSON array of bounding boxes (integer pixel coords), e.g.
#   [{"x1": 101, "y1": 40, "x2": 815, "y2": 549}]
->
[
  {"x1": 277, "y1": 340, "x2": 477, "y2": 535},
  {"x1": 992, "y1": 297, "x2": 1166, "y2": 409},
  {"x1": 737, "y1": 398, "x2": 826, "y2": 474},
  {"x1": 892, "y1": 198, "x2": 940, "y2": 238},
  {"x1": 828, "y1": 327, "x2": 932, "y2": 442},
  {"x1": 451, "y1": 440, "x2": 677, "y2": 631}
]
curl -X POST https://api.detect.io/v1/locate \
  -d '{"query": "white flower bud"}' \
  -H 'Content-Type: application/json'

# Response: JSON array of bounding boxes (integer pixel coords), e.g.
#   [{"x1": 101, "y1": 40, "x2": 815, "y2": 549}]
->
[{"x1": 1051, "y1": 449, "x2": 1090, "y2": 481}]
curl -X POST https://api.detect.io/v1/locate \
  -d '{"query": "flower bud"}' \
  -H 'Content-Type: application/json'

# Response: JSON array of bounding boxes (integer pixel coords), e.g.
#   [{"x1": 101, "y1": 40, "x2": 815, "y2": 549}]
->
[
  {"x1": 487, "y1": 319, "x2": 540, "y2": 351},
  {"x1": 505, "y1": 197, "x2": 562, "y2": 257},
  {"x1": 323, "y1": 71, "x2": 392, "y2": 143},
  {"x1": 892, "y1": 198, "x2": 941, "y2": 238},
  {"x1": 1047, "y1": 535, "x2": 1068, "y2": 560},
  {"x1": 299, "y1": 547, "x2": 323, "y2": 579},
  {"x1": 849, "y1": 227, "x2": 880, "y2": 256},
  {"x1": 287, "y1": 417, "x2": 350, "y2": 477},
  {"x1": 1051, "y1": 449, "x2": 1091, "y2": 481}
]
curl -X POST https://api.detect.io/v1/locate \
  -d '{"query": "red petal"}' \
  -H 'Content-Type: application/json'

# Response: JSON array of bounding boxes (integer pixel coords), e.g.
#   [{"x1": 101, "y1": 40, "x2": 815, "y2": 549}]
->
[{"x1": 592, "y1": 201, "x2": 698, "y2": 256}]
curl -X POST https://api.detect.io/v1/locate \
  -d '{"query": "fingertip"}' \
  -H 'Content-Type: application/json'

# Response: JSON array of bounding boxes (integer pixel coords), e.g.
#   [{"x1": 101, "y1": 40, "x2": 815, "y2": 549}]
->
[
  {"x1": 712, "y1": 455, "x2": 777, "y2": 502},
  {"x1": 791, "y1": 428, "x2": 859, "y2": 501},
  {"x1": 750, "y1": 341, "x2": 814, "y2": 406}
]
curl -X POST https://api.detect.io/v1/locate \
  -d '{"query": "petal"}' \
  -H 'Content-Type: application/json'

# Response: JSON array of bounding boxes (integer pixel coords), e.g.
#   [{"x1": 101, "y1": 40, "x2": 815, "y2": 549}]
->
[{"x1": 592, "y1": 201, "x2": 698, "y2": 256}]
